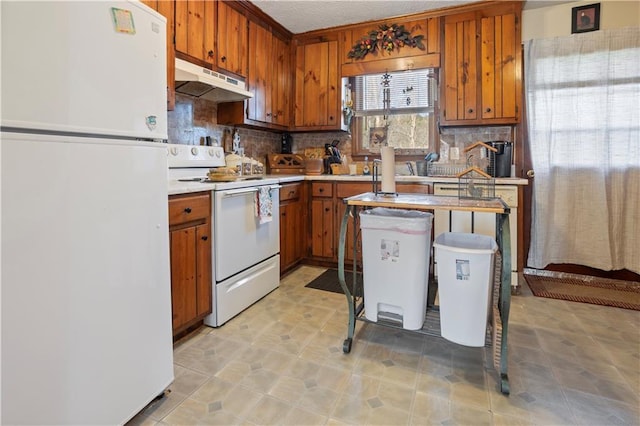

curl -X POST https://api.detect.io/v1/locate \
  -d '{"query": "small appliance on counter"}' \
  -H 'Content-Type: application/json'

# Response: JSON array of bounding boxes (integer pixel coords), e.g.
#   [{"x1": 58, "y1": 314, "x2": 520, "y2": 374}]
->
[
  {"x1": 281, "y1": 133, "x2": 293, "y2": 154},
  {"x1": 485, "y1": 141, "x2": 513, "y2": 177}
]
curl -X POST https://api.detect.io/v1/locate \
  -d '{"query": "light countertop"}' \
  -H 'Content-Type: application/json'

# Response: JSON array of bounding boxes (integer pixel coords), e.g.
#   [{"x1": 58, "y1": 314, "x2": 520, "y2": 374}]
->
[{"x1": 169, "y1": 174, "x2": 527, "y2": 196}]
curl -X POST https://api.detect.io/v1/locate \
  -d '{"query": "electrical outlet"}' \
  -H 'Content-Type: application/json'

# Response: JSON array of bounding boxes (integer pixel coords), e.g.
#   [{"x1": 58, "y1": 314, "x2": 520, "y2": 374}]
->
[{"x1": 450, "y1": 147, "x2": 460, "y2": 160}]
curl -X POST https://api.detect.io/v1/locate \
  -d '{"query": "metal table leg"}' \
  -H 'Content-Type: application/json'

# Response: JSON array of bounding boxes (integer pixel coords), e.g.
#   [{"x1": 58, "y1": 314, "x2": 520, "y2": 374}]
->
[
  {"x1": 338, "y1": 204, "x2": 357, "y2": 353},
  {"x1": 496, "y1": 212, "x2": 511, "y2": 394}
]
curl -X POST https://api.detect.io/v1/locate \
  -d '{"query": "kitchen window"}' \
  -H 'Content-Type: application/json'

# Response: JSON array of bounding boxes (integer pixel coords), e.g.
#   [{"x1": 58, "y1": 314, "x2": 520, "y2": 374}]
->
[{"x1": 350, "y1": 69, "x2": 438, "y2": 159}]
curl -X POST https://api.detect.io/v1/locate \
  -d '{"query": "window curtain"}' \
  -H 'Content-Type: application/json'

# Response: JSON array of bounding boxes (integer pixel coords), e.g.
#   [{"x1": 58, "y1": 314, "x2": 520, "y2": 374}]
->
[{"x1": 524, "y1": 27, "x2": 640, "y2": 274}]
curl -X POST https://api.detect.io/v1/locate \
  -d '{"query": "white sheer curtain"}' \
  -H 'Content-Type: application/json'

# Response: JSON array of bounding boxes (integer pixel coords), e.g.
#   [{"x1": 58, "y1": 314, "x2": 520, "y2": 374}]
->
[{"x1": 524, "y1": 27, "x2": 640, "y2": 274}]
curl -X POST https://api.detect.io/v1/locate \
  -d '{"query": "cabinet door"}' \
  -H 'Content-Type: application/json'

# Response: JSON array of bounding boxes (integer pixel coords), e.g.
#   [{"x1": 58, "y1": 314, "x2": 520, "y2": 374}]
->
[
  {"x1": 195, "y1": 223, "x2": 212, "y2": 317},
  {"x1": 442, "y1": 12, "x2": 478, "y2": 122},
  {"x1": 336, "y1": 183, "x2": 370, "y2": 263},
  {"x1": 280, "y1": 203, "x2": 293, "y2": 271},
  {"x1": 272, "y1": 34, "x2": 291, "y2": 126},
  {"x1": 175, "y1": 0, "x2": 216, "y2": 66},
  {"x1": 294, "y1": 40, "x2": 340, "y2": 130},
  {"x1": 247, "y1": 21, "x2": 272, "y2": 123},
  {"x1": 441, "y1": 4, "x2": 521, "y2": 125},
  {"x1": 480, "y1": 13, "x2": 518, "y2": 120},
  {"x1": 311, "y1": 199, "x2": 334, "y2": 258},
  {"x1": 170, "y1": 227, "x2": 197, "y2": 332},
  {"x1": 216, "y1": 2, "x2": 248, "y2": 76}
]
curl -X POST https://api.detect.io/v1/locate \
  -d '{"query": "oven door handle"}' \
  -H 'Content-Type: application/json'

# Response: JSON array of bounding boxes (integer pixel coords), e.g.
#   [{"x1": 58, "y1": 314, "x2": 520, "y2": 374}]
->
[
  {"x1": 220, "y1": 187, "x2": 259, "y2": 198},
  {"x1": 220, "y1": 184, "x2": 282, "y2": 198}
]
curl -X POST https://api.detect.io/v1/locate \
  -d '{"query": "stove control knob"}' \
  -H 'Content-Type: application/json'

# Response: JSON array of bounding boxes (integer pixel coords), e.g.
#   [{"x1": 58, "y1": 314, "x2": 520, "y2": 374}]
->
[
  {"x1": 191, "y1": 147, "x2": 199, "y2": 156},
  {"x1": 170, "y1": 146, "x2": 179, "y2": 156},
  {"x1": 208, "y1": 148, "x2": 216, "y2": 157},
  {"x1": 214, "y1": 150, "x2": 222, "y2": 158}
]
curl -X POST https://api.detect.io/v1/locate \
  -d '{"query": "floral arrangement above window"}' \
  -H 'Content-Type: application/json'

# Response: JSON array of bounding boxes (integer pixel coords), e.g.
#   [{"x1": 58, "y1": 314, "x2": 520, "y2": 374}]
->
[{"x1": 347, "y1": 24, "x2": 425, "y2": 60}]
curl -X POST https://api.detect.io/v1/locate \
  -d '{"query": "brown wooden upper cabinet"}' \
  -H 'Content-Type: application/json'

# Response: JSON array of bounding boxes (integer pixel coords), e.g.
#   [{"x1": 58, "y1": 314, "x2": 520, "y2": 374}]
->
[
  {"x1": 247, "y1": 21, "x2": 290, "y2": 127},
  {"x1": 440, "y1": 2, "x2": 522, "y2": 125},
  {"x1": 293, "y1": 38, "x2": 343, "y2": 131},
  {"x1": 140, "y1": 0, "x2": 176, "y2": 110},
  {"x1": 175, "y1": 0, "x2": 216, "y2": 66},
  {"x1": 218, "y1": 20, "x2": 291, "y2": 130},
  {"x1": 216, "y1": 1, "x2": 248, "y2": 77}
]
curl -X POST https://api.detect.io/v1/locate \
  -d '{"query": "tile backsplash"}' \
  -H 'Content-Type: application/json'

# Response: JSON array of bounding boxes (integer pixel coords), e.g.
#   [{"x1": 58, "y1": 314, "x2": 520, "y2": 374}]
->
[
  {"x1": 168, "y1": 95, "x2": 513, "y2": 174},
  {"x1": 168, "y1": 95, "x2": 351, "y2": 167}
]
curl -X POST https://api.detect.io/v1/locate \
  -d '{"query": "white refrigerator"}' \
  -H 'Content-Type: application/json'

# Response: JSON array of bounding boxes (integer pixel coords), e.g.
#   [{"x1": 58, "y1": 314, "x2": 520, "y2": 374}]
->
[{"x1": 1, "y1": 2, "x2": 174, "y2": 424}]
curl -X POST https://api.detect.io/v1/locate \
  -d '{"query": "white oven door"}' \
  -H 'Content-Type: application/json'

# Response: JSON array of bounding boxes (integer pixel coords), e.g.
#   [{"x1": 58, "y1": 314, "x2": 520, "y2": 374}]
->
[
  {"x1": 214, "y1": 183, "x2": 280, "y2": 281},
  {"x1": 207, "y1": 255, "x2": 280, "y2": 327}
]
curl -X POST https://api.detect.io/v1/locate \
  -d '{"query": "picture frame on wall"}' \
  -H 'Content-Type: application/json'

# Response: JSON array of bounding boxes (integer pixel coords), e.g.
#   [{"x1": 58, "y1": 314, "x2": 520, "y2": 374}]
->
[{"x1": 571, "y1": 3, "x2": 600, "y2": 34}]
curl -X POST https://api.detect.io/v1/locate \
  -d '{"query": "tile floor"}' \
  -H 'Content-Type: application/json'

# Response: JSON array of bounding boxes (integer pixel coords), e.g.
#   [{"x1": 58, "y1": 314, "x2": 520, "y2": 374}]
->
[{"x1": 129, "y1": 265, "x2": 640, "y2": 425}]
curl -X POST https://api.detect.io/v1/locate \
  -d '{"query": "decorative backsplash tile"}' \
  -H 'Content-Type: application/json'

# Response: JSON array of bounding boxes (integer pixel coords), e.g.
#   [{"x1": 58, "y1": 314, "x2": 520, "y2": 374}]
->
[{"x1": 168, "y1": 95, "x2": 513, "y2": 174}]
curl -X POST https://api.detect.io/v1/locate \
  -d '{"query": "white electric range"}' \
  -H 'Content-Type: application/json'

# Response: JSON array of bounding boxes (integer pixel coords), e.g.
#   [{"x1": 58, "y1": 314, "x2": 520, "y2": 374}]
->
[{"x1": 167, "y1": 144, "x2": 281, "y2": 326}]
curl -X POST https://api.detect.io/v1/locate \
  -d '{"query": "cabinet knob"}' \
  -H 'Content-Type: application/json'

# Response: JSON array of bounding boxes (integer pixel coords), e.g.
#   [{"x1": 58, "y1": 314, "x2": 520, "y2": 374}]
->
[
  {"x1": 184, "y1": 207, "x2": 192, "y2": 213},
  {"x1": 329, "y1": 116, "x2": 334, "y2": 121},
  {"x1": 266, "y1": 112, "x2": 272, "y2": 117},
  {"x1": 201, "y1": 235, "x2": 208, "y2": 241},
  {"x1": 207, "y1": 50, "x2": 214, "y2": 58},
  {"x1": 319, "y1": 188, "x2": 324, "y2": 193},
  {"x1": 324, "y1": 207, "x2": 330, "y2": 212},
  {"x1": 485, "y1": 107, "x2": 492, "y2": 113},
  {"x1": 468, "y1": 108, "x2": 474, "y2": 113},
  {"x1": 220, "y1": 56, "x2": 226, "y2": 62}
]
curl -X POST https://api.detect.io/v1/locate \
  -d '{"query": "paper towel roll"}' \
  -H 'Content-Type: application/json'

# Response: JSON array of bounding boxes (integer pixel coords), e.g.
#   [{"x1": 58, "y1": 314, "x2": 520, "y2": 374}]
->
[{"x1": 380, "y1": 146, "x2": 396, "y2": 194}]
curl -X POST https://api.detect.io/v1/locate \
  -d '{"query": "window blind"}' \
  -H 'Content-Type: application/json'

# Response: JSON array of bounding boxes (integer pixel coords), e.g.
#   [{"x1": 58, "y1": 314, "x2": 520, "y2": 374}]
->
[{"x1": 354, "y1": 69, "x2": 435, "y2": 116}]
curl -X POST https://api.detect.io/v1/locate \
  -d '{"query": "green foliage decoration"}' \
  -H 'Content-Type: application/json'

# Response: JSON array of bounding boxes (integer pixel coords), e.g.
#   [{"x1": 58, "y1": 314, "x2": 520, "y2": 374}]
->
[{"x1": 347, "y1": 24, "x2": 426, "y2": 60}]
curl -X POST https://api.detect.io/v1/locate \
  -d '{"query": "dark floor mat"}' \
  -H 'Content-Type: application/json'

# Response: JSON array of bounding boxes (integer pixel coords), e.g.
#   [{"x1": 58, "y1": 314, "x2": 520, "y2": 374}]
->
[
  {"x1": 524, "y1": 269, "x2": 640, "y2": 311},
  {"x1": 305, "y1": 269, "x2": 363, "y2": 296}
]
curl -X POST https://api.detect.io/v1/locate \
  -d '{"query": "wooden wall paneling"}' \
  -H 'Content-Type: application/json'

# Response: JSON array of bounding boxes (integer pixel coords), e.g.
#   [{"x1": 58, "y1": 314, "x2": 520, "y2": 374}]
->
[
  {"x1": 426, "y1": 17, "x2": 440, "y2": 54},
  {"x1": 481, "y1": 15, "x2": 497, "y2": 119},
  {"x1": 462, "y1": 19, "x2": 477, "y2": 120},
  {"x1": 203, "y1": 0, "x2": 216, "y2": 65},
  {"x1": 187, "y1": 2, "x2": 204, "y2": 60},
  {"x1": 327, "y1": 40, "x2": 339, "y2": 127}
]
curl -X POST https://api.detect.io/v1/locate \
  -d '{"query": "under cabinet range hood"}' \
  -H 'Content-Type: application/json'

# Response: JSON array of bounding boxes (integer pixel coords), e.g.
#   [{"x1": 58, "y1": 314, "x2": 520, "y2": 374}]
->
[{"x1": 175, "y1": 58, "x2": 252, "y2": 103}]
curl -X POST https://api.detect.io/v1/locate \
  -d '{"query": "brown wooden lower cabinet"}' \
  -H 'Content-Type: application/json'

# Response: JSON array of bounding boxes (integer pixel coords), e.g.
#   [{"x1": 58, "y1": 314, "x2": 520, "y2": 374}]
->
[
  {"x1": 306, "y1": 181, "x2": 432, "y2": 266},
  {"x1": 279, "y1": 182, "x2": 307, "y2": 274},
  {"x1": 168, "y1": 192, "x2": 212, "y2": 336}
]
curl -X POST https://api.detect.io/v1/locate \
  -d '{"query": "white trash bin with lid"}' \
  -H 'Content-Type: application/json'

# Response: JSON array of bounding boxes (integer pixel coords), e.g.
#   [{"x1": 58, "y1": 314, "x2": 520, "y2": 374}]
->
[
  {"x1": 433, "y1": 232, "x2": 498, "y2": 347},
  {"x1": 360, "y1": 208, "x2": 433, "y2": 330}
]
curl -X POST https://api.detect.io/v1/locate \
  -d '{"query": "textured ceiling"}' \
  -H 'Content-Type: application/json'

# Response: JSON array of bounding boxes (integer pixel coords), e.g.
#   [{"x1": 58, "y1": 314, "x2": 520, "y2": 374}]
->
[
  {"x1": 250, "y1": 1, "x2": 573, "y2": 34},
  {"x1": 250, "y1": 0, "x2": 476, "y2": 34}
]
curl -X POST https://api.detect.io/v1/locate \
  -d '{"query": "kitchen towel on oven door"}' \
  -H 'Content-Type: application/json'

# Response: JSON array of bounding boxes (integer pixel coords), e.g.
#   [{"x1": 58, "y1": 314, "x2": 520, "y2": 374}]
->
[{"x1": 255, "y1": 186, "x2": 273, "y2": 224}]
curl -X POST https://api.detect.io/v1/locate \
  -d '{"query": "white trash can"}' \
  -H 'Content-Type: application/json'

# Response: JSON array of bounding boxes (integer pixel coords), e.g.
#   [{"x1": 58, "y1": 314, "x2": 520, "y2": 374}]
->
[
  {"x1": 360, "y1": 208, "x2": 433, "y2": 330},
  {"x1": 433, "y1": 232, "x2": 498, "y2": 347}
]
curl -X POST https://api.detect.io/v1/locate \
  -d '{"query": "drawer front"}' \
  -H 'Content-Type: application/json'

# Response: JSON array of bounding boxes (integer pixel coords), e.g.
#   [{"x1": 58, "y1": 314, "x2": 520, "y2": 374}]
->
[
  {"x1": 280, "y1": 183, "x2": 301, "y2": 202},
  {"x1": 311, "y1": 182, "x2": 333, "y2": 197},
  {"x1": 397, "y1": 183, "x2": 431, "y2": 194},
  {"x1": 494, "y1": 186, "x2": 518, "y2": 207},
  {"x1": 169, "y1": 193, "x2": 210, "y2": 225},
  {"x1": 336, "y1": 182, "x2": 370, "y2": 198}
]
